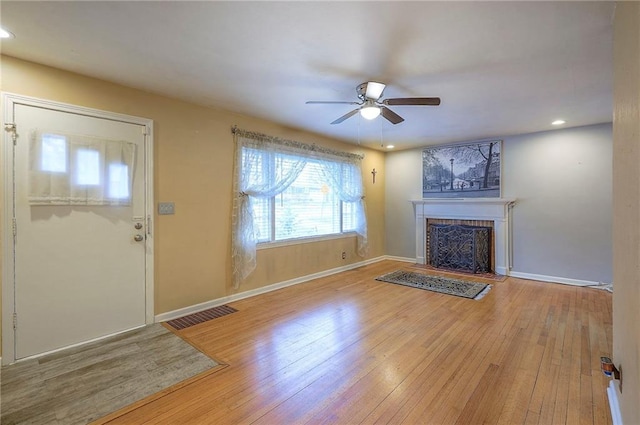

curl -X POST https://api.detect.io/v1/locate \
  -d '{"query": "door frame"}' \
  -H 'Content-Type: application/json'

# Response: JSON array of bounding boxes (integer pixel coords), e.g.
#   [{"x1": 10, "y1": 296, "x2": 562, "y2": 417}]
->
[{"x1": 1, "y1": 92, "x2": 155, "y2": 365}]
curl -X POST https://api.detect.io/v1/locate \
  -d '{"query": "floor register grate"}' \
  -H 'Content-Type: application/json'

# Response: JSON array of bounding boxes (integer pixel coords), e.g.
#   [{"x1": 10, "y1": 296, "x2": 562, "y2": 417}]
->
[{"x1": 166, "y1": 305, "x2": 238, "y2": 330}]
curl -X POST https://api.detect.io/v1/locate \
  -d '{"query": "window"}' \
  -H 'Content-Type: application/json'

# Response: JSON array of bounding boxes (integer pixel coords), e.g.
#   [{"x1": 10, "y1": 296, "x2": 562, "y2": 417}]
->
[
  {"x1": 249, "y1": 153, "x2": 358, "y2": 243},
  {"x1": 29, "y1": 130, "x2": 136, "y2": 205},
  {"x1": 231, "y1": 129, "x2": 368, "y2": 288}
]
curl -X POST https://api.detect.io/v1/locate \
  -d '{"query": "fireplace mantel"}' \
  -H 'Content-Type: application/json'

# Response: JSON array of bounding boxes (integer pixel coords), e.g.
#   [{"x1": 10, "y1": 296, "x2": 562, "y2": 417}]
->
[{"x1": 411, "y1": 198, "x2": 516, "y2": 275}]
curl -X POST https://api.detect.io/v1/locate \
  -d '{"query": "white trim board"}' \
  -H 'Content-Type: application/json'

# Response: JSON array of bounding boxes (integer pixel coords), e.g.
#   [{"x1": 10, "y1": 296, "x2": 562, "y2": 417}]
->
[
  {"x1": 509, "y1": 271, "x2": 610, "y2": 287},
  {"x1": 156, "y1": 255, "x2": 394, "y2": 323},
  {"x1": 383, "y1": 255, "x2": 415, "y2": 263},
  {"x1": 607, "y1": 380, "x2": 622, "y2": 425}
]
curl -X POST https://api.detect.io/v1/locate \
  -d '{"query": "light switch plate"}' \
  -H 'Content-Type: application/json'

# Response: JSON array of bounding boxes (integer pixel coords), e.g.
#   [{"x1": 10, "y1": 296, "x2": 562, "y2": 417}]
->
[{"x1": 158, "y1": 202, "x2": 175, "y2": 215}]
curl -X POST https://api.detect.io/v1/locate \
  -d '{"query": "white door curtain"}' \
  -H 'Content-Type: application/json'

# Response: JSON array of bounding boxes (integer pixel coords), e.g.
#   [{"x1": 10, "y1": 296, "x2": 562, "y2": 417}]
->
[{"x1": 28, "y1": 129, "x2": 136, "y2": 206}]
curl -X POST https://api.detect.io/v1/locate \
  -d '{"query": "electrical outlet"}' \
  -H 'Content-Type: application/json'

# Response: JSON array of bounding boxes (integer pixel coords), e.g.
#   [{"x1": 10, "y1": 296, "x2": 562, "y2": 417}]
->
[
  {"x1": 342, "y1": 251, "x2": 346, "y2": 260},
  {"x1": 158, "y1": 202, "x2": 175, "y2": 215}
]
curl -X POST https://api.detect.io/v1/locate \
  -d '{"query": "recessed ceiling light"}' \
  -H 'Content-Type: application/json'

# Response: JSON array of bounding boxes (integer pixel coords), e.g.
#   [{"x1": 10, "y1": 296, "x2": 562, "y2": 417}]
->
[
  {"x1": 386, "y1": 145, "x2": 395, "y2": 149},
  {"x1": 552, "y1": 119, "x2": 566, "y2": 126},
  {"x1": 0, "y1": 27, "x2": 15, "y2": 39}
]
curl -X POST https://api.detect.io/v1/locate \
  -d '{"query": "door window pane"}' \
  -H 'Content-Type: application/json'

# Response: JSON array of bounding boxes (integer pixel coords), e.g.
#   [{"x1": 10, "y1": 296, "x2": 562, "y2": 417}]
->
[
  {"x1": 41, "y1": 134, "x2": 67, "y2": 172},
  {"x1": 75, "y1": 149, "x2": 100, "y2": 185},
  {"x1": 108, "y1": 163, "x2": 129, "y2": 199}
]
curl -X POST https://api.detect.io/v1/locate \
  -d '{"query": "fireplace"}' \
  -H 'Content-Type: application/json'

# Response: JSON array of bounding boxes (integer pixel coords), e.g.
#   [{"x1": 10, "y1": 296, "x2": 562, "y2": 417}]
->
[
  {"x1": 429, "y1": 223, "x2": 492, "y2": 273},
  {"x1": 412, "y1": 198, "x2": 516, "y2": 275},
  {"x1": 426, "y1": 218, "x2": 495, "y2": 272}
]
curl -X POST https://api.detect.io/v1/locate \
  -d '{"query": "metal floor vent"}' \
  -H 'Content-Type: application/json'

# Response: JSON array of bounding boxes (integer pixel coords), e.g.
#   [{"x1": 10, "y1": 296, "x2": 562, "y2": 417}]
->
[{"x1": 166, "y1": 305, "x2": 238, "y2": 330}]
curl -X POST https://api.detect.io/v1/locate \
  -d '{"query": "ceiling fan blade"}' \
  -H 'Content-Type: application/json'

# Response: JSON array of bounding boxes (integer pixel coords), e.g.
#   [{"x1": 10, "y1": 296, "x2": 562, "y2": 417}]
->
[
  {"x1": 331, "y1": 109, "x2": 360, "y2": 125},
  {"x1": 381, "y1": 106, "x2": 404, "y2": 124},
  {"x1": 383, "y1": 97, "x2": 441, "y2": 106},
  {"x1": 365, "y1": 82, "x2": 386, "y2": 100},
  {"x1": 306, "y1": 100, "x2": 361, "y2": 105}
]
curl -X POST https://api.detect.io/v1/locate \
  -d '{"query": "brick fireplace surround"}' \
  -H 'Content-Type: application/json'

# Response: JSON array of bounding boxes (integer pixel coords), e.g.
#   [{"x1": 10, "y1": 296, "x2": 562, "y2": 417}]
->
[{"x1": 411, "y1": 198, "x2": 516, "y2": 275}]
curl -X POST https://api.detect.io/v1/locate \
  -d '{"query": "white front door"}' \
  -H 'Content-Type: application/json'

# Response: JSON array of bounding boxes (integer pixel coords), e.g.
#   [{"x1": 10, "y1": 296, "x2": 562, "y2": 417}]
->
[{"x1": 6, "y1": 97, "x2": 152, "y2": 361}]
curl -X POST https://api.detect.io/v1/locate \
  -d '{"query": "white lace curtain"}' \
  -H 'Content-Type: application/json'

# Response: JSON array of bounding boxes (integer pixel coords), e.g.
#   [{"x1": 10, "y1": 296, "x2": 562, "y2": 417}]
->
[
  {"x1": 29, "y1": 129, "x2": 136, "y2": 205},
  {"x1": 231, "y1": 128, "x2": 368, "y2": 288}
]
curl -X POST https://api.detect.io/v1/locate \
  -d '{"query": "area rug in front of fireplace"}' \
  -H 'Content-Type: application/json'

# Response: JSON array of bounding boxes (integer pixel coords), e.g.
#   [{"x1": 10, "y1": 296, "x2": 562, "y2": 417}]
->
[{"x1": 376, "y1": 270, "x2": 491, "y2": 300}]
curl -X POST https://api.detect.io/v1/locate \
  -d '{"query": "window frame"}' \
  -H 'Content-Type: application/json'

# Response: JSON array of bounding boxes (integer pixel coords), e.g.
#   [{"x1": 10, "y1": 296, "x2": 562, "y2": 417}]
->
[{"x1": 247, "y1": 151, "x2": 359, "y2": 247}]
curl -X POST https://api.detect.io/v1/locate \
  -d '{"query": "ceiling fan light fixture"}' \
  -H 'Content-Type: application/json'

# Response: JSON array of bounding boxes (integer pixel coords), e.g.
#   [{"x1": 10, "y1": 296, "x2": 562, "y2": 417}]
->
[
  {"x1": 365, "y1": 82, "x2": 386, "y2": 100},
  {"x1": 360, "y1": 105, "x2": 381, "y2": 120},
  {"x1": 307, "y1": 82, "x2": 440, "y2": 126}
]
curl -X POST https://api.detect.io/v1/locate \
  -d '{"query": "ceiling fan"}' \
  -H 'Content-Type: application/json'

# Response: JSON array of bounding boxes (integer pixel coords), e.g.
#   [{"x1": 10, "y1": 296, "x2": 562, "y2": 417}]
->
[{"x1": 306, "y1": 82, "x2": 441, "y2": 125}]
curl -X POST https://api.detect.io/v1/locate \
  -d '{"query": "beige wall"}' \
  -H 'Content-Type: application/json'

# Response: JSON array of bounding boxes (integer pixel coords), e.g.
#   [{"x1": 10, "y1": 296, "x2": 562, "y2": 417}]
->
[
  {"x1": 613, "y1": 3, "x2": 640, "y2": 424},
  {"x1": 0, "y1": 56, "x2": 386, "y2": 346}
]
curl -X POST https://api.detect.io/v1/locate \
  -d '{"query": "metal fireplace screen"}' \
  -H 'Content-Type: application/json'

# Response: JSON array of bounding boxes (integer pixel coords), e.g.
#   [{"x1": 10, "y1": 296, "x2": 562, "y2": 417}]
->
[{"x1": 429, "y1": 224, "x2": 492, "y2": 273}]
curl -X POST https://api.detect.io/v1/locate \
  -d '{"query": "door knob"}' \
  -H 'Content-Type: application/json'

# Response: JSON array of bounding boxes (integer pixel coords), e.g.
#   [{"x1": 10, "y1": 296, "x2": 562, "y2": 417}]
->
[{"x1": 134, "y1": 234, "x2": 144, "y2": 242}]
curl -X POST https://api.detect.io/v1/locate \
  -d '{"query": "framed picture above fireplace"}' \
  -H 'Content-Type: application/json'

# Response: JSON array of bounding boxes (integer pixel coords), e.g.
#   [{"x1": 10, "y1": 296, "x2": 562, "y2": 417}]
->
[{"x1": 422, "y1": 140, "x2": 501, "y2": 199}]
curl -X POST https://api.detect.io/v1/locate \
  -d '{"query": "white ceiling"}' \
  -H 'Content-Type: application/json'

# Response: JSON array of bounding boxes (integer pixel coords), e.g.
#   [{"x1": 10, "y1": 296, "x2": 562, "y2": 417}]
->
[{"x1": 1, "y1": 1, "x2": 614, "y2": 151}]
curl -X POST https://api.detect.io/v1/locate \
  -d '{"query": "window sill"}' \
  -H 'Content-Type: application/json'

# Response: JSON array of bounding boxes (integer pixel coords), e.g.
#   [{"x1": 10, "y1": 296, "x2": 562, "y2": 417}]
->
[{"x1": 256, "y1": 232, "x2": 357, "y2": 250}]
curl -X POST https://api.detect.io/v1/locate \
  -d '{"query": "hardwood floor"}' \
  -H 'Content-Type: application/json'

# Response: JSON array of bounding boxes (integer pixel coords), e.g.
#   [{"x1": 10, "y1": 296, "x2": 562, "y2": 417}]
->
[{"x1": 99, "y1": 260, "x2": 613, "y2": 424}]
